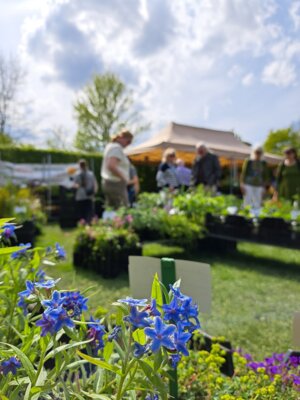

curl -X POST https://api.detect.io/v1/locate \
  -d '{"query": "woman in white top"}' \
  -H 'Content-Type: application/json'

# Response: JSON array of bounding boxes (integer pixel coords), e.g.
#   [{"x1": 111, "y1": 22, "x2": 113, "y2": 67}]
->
[
  {"x1": 156, "y1": 148, "x2": 180, "y2": 191},
  {"x1": 101, "y1": 130, "x2": 133, "y2": 209}
]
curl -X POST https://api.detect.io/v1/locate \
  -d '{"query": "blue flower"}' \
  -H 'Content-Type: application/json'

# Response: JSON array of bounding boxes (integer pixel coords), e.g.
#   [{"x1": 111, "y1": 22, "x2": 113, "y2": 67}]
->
[
  {"x1": 55, "y1": 243, "x2": 66, "y2": 259},
  {"x1": 42, "y1": 290, "x2": 63, "y2": 310},
  {"x1": 174, "y1": 323, "x2": 191, "y2": 356},
  {"x1": 17, "y1": 296, "x2": 28, "y2": 315},
  {"x1": 18, "y1": 280, "x2": 35, "y2": 298},
  {"x1": 145, "y1": 393, "x2": 159, "y2": 400},
  {"x1": 144, "y1": 317, "x2": 176, "y2": 353},
  {"x1": 3, "y1": 224, "x2": 15, "y2": 239},
  {"x1": 133, "y1": 342, "x2": 147, "y2": 358},
  {"x1": 60, "y1": 291, "x2": 88, "y2": 318},
  {"x1": 11, "y1": 243, "x2": 31, "y2": 259},
  {"x1": 150, "y1": 299, "x2": 161, "y2": 316},
  {"x1": 46, "y1": 246, "x2": 52, "y2": 255},
  {"x1": 108, "y1": 325, "x2": 122, "y2": 342},
  {"x1": 35, "y1": 278, "x2": 60, "y2": 289},
  {"x1": 118, "y1": 297, "x2": 148, "y2": 307},
  {"x1": 36, "y1": 313, "x2": 56, "y2": 336},
  {"x1": 87, "y1": 317, "x2": 106, "y2": 351},
  {"x1": 36, "y1": 269, "x2": 46, "y2": 282},
  {"x1": 181, "y1": 298, "x2": 198, "y2": 319},
  {"x1": 124, "y1": 306, "x2": 152, "y2": 329},
  {"x1": 47, "y1": 307, "x2": 75, "y2": 332},
  {"x1": 1, "y1": 357, "x2": 21, "y2": 375},
  {"x1": 170, "y1": 285, "x2": 190, "y2": 302},
  {"x1": 170, "y1": 353, "x2": 181, "y2": 368},
  {"x1": 162, "y1": 297, "x2": 182, "y2": 323}
]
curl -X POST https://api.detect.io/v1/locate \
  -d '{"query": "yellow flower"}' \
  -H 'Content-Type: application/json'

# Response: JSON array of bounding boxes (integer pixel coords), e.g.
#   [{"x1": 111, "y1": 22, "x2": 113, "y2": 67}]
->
[
  {"x1": 216, "y1": 377, "x2": 224, "y2": 385},
  {"x1": 257, "y1": 367, "x2": 266, "y2": 373},
  {"x1": 267, "y1": 385, "x2": 275, "y2": 394}
]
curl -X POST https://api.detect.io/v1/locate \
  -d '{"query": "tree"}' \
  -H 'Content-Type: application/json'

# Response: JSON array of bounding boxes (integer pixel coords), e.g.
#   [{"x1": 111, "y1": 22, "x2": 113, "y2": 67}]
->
[
  {"x1": 74, "y1": 73, "x2": 148, "y2": 152},
  {"x1": 0, "y1": 53, "x2": 25, "y2": 137},
  {"x1": 0, "y1": 132, "x2": 14, "y2": 145},
  {"x1": 264, "y1": 126, "x2": 300, "y2": 155}
]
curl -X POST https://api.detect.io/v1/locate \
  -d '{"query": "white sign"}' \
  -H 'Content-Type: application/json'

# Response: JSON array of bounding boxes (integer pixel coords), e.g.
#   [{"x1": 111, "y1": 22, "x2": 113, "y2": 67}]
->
[
  {"x1": 128, "y1": 256, "x2": 211, "y2": 313},
  {"x1": 293, "y1": 312, "x2": 300, "y2": 348}
]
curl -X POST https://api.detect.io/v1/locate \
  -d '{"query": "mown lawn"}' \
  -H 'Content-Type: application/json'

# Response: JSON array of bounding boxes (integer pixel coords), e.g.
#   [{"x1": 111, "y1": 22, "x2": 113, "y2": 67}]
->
[{"x1": 36, "y1": 224, "x2": 300, "y2": 360}]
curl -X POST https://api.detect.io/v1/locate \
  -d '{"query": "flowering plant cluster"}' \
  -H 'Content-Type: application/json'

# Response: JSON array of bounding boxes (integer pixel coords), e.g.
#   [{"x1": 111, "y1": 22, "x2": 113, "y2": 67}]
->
[
  {"x1": 178, "y1": 338, "x2": 300, "y2": 399},
  {"x1": 73, "y1": 223, "x2": 141, "y2": 277},
  {"x1": 0, "y1": 218, "x2": 200, "y2": 399}
]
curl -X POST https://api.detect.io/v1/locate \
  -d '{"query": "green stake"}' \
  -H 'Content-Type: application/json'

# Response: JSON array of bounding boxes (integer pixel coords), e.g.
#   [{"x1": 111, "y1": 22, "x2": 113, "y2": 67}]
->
[{"x1": 160, "y1": 258, "x2": 178, "y2": 399}]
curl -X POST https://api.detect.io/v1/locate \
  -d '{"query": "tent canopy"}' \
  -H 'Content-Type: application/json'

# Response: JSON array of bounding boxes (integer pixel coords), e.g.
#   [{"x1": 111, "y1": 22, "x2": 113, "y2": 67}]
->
[{"x1": 126, "y1": 122, "x2": 281, "y2": 166}]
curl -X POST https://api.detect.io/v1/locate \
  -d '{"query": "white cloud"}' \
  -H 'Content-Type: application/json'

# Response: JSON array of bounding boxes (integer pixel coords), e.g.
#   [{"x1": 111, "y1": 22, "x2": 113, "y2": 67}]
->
[
  {"x1": 228, "y1": 65, "x2": 242, "y2": 78},
  {"x1": 290, "y1": 1, "x2": 300, "y2": 30},
  {"x1": 2, "y1": 0, "x2": 296, "y2": 145},
  {"x1": 242, "y1": 73, "x2": 254, "y2": 86},
  {"x1": 262, "y1": 60, "x2": 297, "y2": 87}
]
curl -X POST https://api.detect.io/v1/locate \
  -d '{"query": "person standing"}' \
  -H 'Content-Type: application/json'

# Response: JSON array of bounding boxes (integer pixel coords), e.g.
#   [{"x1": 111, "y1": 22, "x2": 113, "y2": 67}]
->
[
  {"x1": 274, "y1": 147, "x2": 300, "y2": 202},
  {"x1": 127, "y1": 163, "x2": 140, "y2": 206},
  {"x1": 101, "y1": 130, "x2": 133, "y2": 209},
  {"x1": 191, "y1": 142, "x2": 221, "y2": 192},
  {"x1": 176, "y1": 159, "x2": 191, "y2": 190},
  {"x1": 240, "y1": 146, "x2": 269, "y2": 209},
  {"x1": 156, "y1": 148, "x2": 180, "y2": 191},
  {"x1": 74, "y1": 159, "x2": 98, "y2": 224}
]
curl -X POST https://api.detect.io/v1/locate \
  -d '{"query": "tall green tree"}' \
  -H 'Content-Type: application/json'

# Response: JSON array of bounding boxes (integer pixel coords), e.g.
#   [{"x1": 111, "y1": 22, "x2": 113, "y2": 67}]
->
[
  {"x1": 264, "y1": 126, "x2": 300, "y2": 155},
  {"x1": 74, "y1": 73, "x2": 147, "y2": 152}
]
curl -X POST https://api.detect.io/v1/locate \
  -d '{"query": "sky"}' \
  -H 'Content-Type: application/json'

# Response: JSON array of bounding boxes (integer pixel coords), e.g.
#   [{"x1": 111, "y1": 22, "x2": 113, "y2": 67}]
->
[{"x1": 1, "y1": 0, "x2": 300, "y2": 148}]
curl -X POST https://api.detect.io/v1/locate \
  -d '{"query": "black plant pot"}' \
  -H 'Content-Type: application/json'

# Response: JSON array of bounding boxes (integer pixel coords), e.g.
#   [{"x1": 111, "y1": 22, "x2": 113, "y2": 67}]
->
[
  {"x1": 190, "y1": 334, "x2": 234, "y2": 377},
  {"x1": 14, "y1": 220, "x2": 36, "y2": 246},
  {"x1": 136, "y1": 228, "x2": 161, "y2": 242},
  {"x1": 258, "y1": 217, "x2": 292, "y2": 246},
  {"x1": 223, "y1": 215, "x2": 254, "y2": 239}
]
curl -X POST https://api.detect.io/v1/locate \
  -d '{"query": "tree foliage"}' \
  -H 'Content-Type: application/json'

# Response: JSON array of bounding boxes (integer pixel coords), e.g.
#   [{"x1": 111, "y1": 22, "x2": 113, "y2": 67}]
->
[
  {"x1": 74, "y1": 73, "x2": 148, "y2": 152},
  {"x1": 0, "y1": 132, "x2": 14, "y2": 145},
  {"x1": 264, "y1": 126, "x2": 300, "y2": 155}
]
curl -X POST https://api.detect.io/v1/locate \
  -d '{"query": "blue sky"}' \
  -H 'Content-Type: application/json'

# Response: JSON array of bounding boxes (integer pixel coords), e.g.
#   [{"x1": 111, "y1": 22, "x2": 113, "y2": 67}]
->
[{"x1": 1, "y1": 0, "x2": 300, "y2": 147}]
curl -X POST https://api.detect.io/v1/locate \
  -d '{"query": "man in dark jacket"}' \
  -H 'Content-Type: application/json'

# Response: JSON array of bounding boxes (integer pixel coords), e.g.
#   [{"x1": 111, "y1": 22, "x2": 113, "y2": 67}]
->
[{"x1": 191, "y1": 142, "x2": 221, "y2": 191}]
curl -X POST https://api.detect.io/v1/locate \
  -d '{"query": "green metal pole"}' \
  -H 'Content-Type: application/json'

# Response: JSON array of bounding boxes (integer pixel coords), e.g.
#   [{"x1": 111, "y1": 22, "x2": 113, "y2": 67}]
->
[{"x1": 160, "y1": 258, "x2": 178, "y2": 399}]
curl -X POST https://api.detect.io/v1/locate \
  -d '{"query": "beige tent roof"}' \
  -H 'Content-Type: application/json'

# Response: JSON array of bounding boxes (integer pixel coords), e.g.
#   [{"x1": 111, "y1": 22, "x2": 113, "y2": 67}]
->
[{"x1": 126, "y1": 122, "x2": 281, "y2": 166}]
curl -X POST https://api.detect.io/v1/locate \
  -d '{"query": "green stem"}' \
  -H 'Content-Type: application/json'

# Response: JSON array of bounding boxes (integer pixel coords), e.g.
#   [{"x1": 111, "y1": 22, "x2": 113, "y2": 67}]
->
[
  {"x1": 122, "y1": 361, "x2": 138, "y2": 394},
  {"x1": 115, "y1": 327, "x2": 133, "y2": 400}
]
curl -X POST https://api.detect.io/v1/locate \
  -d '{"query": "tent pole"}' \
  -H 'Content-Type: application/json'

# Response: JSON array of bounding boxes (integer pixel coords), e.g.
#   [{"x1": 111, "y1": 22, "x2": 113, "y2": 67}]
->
[{"x1": 230, "y1": 159, "x2": 233, "y2": 194}]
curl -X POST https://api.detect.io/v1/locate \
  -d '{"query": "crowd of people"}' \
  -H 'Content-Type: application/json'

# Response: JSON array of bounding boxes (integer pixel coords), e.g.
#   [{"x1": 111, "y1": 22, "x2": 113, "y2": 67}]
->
[{"x1": 73, "y1": 128, "x2": 300, "y2": 222}]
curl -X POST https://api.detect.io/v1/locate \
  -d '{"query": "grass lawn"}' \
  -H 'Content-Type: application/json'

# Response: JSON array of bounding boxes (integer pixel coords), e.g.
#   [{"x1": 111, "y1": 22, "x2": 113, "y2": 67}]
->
[{"x1": 36, "y1": 224, "x2": 300, "y2": 360}]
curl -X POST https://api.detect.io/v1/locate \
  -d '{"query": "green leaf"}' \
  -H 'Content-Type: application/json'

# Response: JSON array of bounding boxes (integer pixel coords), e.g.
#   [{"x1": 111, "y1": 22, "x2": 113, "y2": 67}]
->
[
  {"x1": 44, "y1": 337, "x2": 92, "y2": 362},
  {"x1": 80, "y1": 392, "x2": 112, "y2": 400},
  {"x1": 103, "y1": 341, "x2": 114, "y2": 362},
  {"x1": 154, "y1": 349, "x2": 163, "y2": 371},
  {"x1": 138, "y1": 360, "x2": 168, "y2": 400},
  {"x1": 151, "y1": 273, "x2": 163, "y2": 307},
  {"x1": 0, "y1": 246, "x2": 28, "y2": 256},
  {"x1": 132, "y1": 328, "x2": 146, "y2": 345},
  {"x1": 24, "y1": 381, "x2": 32, "y2": 400},
  {"x1": 77, "y1": 350, "x2": 122, "y2": 375},
  {"x1": 0, "y1": 218, "x2": 15, "y2": 226},
  {"x1": 0, "y1": 342, "x2": 36, "y2": 382}
]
